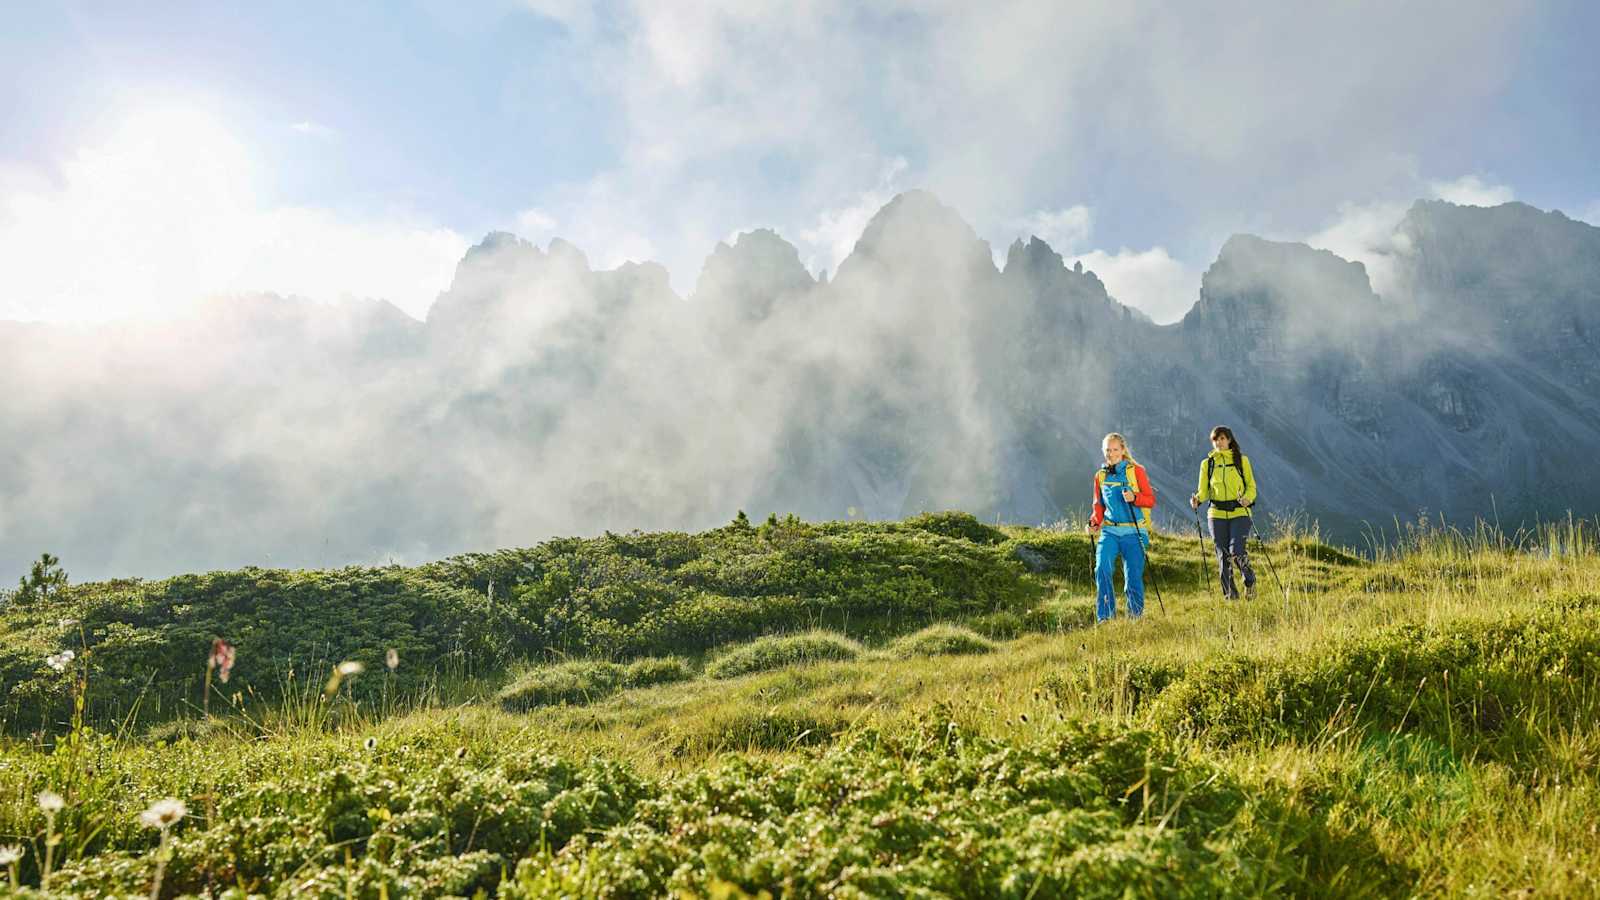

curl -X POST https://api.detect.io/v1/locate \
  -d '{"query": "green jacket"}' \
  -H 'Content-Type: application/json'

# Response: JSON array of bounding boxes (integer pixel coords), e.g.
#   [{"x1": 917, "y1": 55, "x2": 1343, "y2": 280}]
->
[{"x1": 1195, "y1": 449, "x2": 1256, "y2": 520}]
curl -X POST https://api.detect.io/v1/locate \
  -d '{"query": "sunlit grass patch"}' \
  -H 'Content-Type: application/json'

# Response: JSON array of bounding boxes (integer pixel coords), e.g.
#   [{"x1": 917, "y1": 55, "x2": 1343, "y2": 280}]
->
[
  {"x1": 884, "y1": 624, "x2": 996, "y2": 659},
  {"x1": 498, "y1": 656, "x2": 695, "y2": 711},
  {"x1": 704, "y1": 630, "x2": 863, "y2": 680}
]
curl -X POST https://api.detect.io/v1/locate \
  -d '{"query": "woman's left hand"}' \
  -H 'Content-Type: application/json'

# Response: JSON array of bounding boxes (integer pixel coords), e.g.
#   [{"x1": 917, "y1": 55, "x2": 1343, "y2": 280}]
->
[
  {"x1": 1121, "y1": 489, "x2": 1134, "y2": 502},
  {"x1": 1240, "y1": 498, "x2": 1252, "y2": 508}
]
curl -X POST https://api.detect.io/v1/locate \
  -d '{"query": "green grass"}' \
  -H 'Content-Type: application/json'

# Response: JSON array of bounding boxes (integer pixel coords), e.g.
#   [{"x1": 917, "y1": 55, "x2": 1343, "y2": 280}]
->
[
  {"x1": 1, "y1": 514, "x2": 1598, "y2": 896},
  {"x1": 496, "y1": 657, "x2": 695, "y2": 711},
  {"x1": 704, "y1": 630, "x2": 863, "y2": 679},
  {"x1": 1, "y1": 512, "x2": 1043, "y2": 734},
  {"x1": 883, "y1": 623, "x2": 997, "y2": 659}
]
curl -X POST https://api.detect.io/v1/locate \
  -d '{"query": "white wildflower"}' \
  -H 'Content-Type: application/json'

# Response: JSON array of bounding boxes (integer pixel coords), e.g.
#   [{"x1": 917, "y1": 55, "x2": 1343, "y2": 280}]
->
[
  {"x1": 385, "y1": 648, "x2": 399, "y2": 671},
  {"x1": 0, "y1": 844, "x2": 23, "y2": 865},
  {"x1": 36, "y1": 790, "x2": 64, "y2": 814},
  {"x1": 337, "y1": 661, "x2": 365, "y2": 677},
  {"x1": 139, "y1": 798, "x2": 186, "y2": 830}
]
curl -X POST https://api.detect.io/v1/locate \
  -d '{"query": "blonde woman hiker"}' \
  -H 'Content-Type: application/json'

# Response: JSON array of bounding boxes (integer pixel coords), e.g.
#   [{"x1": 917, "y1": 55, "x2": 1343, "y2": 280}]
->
[
  {"x1": 1086, "y1": 432, "x2": 1156, "y2": 621},
  {"x1": 1189, "y1": 425, "x2": 1257, "y2": 599}
]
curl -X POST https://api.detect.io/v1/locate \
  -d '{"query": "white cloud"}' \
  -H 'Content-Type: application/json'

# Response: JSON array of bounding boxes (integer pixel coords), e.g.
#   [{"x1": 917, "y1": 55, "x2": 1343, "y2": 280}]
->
[
  {"x1": 231, "y1": 209, "x2": 466, "y2": 316},
  {"x1": 1010, "y1": 206, "x2": 1093, "y2": 255},
  {"x1": 514, "y1": 207, "x2": 559, "y2": 238},
  {"x1": 492, "y1": 1, "x2": 1531, "y2": 308},
  {"x1": 797, "y1": 156, "x2": 909, "y2": 277},
  {"x1": 1303, "y1": 173, "x2": 1517, "y2": 298},
  {"x1": 519, "y1": 0, "x2": 599, "y2": 33},
  {"x1": 1428, "y1": 174, "x2": 1514, "y2": 207},
  {"x1": 1071, "y1": 247, "x2": 1197, "y2": 325},
  {"x1": 0, "y1": 106, "x2": 467, "y2": 322},
  {"x1": 290, "y1": 120, "x2": 338, "y2": 139},
  {"x1": 1304, "y1": 200, "x2": 1413, "y2": 297}
]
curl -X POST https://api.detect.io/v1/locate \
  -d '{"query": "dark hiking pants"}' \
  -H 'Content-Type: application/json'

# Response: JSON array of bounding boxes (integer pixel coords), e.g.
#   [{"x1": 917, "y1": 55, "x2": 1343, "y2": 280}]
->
[{"x1": 1210, "y1": 516, "x2": 1256, "y2": 599}]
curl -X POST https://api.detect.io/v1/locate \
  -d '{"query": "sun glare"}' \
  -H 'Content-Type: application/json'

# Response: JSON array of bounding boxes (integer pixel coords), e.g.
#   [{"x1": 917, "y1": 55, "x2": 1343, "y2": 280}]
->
[
  {"x1": 0, "y1": 104, "x2": 466, "y2": 324},
  {"x1": 0, "y1": 105, "x2": 259, "y2": 323}
]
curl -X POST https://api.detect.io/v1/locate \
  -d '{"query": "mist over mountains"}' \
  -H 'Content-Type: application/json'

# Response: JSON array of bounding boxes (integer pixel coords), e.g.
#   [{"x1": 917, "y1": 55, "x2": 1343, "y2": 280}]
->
[{"x1": 4, "y1": 192, "x2": 1598, "y2": 581}]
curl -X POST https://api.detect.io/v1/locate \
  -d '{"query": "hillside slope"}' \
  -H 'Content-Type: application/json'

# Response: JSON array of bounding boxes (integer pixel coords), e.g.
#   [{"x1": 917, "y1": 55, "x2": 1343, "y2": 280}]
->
[{"x1": 1, "y1": 513, "x2": 1597, "y2": 896}]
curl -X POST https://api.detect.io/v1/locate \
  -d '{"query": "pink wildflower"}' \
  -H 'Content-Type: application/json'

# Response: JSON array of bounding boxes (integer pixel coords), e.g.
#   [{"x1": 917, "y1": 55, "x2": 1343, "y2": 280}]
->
[{"x1": 210, "y1": 639, "x2": 236, "y2": 683}]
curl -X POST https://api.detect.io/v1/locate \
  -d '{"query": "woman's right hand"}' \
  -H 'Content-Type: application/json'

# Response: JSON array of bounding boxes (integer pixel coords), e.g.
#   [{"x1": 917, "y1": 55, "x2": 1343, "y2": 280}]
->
[{"x1": 1189, "y1": 494, "x2": 1200, "y2": 510}]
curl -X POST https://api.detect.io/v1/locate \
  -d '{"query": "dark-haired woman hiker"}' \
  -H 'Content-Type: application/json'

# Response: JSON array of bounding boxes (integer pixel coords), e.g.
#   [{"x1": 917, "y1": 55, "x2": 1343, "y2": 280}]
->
[
  {"x1": 1189, "y1": 426, "x2": 1257, "y2": 599},
  {"x1": 1087, "y1": 432, "x2": 1156, "y2": 621}
]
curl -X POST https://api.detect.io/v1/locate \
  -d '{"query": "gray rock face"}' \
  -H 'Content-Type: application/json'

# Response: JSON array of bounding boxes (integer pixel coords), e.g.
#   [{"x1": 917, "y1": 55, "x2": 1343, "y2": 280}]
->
[
  {"x1": 3, "y1": 194, "x2": 1598, "y2": 579},
  {"x1": 1144, "y1": 202, "x2": 1600, "y2": 539}
]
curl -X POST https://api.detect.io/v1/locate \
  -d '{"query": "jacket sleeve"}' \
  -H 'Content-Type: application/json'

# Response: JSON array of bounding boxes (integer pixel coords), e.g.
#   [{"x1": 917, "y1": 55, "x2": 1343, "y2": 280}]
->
[
  {"x1": 1241, "y1": 455, "x2": 1257, "y2": 504},
  {"x1": 1130, "y1": 464, "x2": 1156, "y2": 508},
  {"x1": 1089, "y1": 473, "x2": 1106, "y2": 527},
  {"x1": 1195, "y1": 458, "x2": 1210, "y2": 503}
]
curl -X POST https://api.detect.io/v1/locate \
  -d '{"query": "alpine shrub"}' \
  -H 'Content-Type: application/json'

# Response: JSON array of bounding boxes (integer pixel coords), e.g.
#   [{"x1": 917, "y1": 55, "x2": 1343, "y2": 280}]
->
[
  {"x1": 886, "y1": 624, "x2": 996, "y2": 659},
  {"x1": 705, "y1": 631, "x2": 862, "y2": 680}
]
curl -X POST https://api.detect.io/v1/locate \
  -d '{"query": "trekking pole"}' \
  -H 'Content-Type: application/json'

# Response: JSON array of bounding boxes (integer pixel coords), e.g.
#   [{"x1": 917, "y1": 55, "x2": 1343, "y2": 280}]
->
[
  {"x1": 1129, "y1": 513, "x2": 1167, "y2": 616},
  {"x1": 1244, "y1": 508, "x2": 1287, "y2": 601},
  {"x1": 1087, "y1": 528, "x2": 1098, "y2": 592},
  {"x1": 1191, "y1": 504, "x2": 1212, "y2": 591}
]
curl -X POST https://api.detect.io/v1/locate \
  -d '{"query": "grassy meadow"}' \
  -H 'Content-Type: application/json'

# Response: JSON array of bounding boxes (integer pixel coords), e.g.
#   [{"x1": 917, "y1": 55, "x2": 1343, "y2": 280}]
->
[{"x1": 1, "y1": 512, "x2": 1598, "y2": 897}]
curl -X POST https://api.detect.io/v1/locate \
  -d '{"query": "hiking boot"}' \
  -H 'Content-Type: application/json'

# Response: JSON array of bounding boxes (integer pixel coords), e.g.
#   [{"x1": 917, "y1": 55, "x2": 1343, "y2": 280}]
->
[{"x1": 1244, "y1": 584, "x2": 1257, "y2": 600}]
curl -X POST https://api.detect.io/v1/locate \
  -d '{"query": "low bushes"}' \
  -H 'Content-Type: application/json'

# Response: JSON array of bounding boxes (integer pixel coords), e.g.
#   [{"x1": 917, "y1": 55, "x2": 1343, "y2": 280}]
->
[
  {"x1": 1, "y1": 567, "x2": 515, "y2": 734},
  {"x1": 621, "y1": 656, "x2": 697, "y2": 688},
  {"x1": 902, "y1": 510, "x2": 1007, "y2": 545},
  {"x1": 2, "y1": 714, "x2": 1409, "y2": 897},
  {"x1": 885, "y1": 624, "x2": 996, "y2": 659},
  {"x1": 18, "y1": 728, "x2": 653, "y2": 898},
  {"x1": 3, "y1": 513, "x2": 1042, "y2": 736},
  {"x1": 968, "y1": 598, "x2": 1095, "y2": 639},
  {"x1": 1147, "y1": 611, "x2": 1600, "y2": 765},
  {"x1": 705, "y1": 631, "x2": 862, "y2": 680},
  {"x1": 505, "y1": 717, "x2": 1408, "y2": 897},
  {"x1": 498, "y1": 656, "x2": 694, "y2": 712}
]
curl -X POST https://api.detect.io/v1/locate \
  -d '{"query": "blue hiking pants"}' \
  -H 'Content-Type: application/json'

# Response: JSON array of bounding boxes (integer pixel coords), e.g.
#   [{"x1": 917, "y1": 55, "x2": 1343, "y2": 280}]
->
[
  {"x1": 1210, "y1": 515, "x2": 1256, "y2": 599},
  {"x1": 1095, "y1": 529, "x2": 1146, "y2": 621}
]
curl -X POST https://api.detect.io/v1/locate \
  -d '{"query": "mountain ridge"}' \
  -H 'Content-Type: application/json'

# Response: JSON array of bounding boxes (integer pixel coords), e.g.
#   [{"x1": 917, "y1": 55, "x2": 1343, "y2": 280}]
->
[{"x1": 3, "y1": 193, "x2": 1597, "y2": 579}]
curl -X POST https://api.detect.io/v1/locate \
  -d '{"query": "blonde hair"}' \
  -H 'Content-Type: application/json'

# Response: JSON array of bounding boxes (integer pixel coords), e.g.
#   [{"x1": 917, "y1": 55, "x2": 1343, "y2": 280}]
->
[{"x1": 1102, "y1": 432, "x2": 1139, "y2": 464}]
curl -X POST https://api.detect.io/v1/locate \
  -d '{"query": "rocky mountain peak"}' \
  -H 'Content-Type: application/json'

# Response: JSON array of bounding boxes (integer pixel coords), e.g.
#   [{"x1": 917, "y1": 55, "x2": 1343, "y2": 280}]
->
[
  {"x1": 1193, "y1": 235, "x2": 1377, "y2": 316},
  {"x1": 839, "y1": 190, "x2": 993, "y2": 278},
  {"x1": 466, "y1": 230, "x2": 531, "y2": 256},
  {"x1": 546, "y1": 237, "x2": 591, "y2": 271},
  {"x1": 691, "y1": 228, "x2": 814, "y2": 320},
  {"x1": 1003, "y1": 235, "x2": 1065, "y2": 275},
  {"x1": 1395, "y1": 198, "x2": 1600, "y2": 385}
]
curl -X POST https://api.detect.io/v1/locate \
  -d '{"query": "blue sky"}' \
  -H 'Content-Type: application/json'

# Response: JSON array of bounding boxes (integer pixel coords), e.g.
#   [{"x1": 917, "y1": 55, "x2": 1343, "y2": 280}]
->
[{"x1": 2, "y1": 0, "x2": 1597, "y2": 323}]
